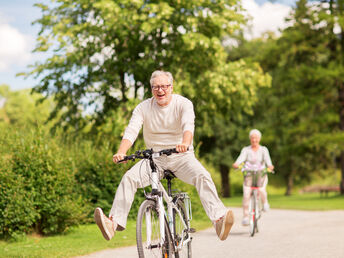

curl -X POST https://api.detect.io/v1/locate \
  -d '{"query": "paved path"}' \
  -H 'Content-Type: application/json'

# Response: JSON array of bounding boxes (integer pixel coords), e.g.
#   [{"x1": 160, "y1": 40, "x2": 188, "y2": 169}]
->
[{"x1": 77, "y1": 207, "x2": 344, "y2": 258}]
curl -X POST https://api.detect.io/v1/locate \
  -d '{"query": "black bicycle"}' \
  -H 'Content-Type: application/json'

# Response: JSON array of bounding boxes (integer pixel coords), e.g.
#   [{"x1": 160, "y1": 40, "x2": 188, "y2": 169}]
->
[{"x1": 119, "y1": 148, "x2": 194, "y2": 258}]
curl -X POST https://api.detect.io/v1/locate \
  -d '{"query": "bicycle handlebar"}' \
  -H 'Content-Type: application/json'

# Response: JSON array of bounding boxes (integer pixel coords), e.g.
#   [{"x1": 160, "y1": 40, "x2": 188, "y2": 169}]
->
[{"x1": 117, "y1": 148, "x2": 179, "y2": 163}]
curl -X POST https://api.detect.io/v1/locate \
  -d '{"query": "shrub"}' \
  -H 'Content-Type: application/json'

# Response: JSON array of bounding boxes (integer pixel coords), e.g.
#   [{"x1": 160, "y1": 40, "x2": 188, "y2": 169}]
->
[{"x1": 0, "y1": 127, "x2": 87, "y2": 239}]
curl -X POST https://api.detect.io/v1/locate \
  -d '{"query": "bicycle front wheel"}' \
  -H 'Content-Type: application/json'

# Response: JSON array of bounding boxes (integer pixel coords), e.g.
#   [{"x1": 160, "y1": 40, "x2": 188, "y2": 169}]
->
[
  {"x1": 249, "y1": 192, "x2": 257, "y2": 237},
  {"x1": 137, "y1": 199, "x2": 172, "y2": 258},
  {"x1": 173, "y1": 199, "x2": 192, "y2": 258}
]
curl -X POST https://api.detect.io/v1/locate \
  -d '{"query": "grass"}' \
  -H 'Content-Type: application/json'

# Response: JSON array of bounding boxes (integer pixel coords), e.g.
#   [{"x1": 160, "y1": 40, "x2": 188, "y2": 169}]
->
[
  {"x1": 1, "y1": 193, "x2": 343, "y2": 258},
  {"x1": 0, "y1": 219, "x2": 211, "y2": 258},
  {"x1": 222, "y1": 192, "x2": 344, "y2": 210}
]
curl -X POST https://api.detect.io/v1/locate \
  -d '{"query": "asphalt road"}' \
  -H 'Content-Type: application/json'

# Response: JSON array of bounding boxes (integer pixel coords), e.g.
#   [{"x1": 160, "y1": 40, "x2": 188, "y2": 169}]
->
[{"x1": 77, "y1": 207, "x2": 344, "y2": 258}]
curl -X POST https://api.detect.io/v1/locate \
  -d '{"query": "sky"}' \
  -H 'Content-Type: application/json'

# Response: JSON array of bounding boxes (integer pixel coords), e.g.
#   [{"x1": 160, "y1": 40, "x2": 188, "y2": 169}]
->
[{"x1": 0, "y1": 0, "x2": 296, "y2": 91}]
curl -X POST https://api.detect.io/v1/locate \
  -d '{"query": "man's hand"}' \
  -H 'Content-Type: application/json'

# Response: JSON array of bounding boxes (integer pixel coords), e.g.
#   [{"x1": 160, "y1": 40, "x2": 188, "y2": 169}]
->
[
  {"x1": 113, "y1": 153, "x2": 127, "y2": 164},
  {"x1": 176, "y1": 143, "x2": 189, "y2": 153}
]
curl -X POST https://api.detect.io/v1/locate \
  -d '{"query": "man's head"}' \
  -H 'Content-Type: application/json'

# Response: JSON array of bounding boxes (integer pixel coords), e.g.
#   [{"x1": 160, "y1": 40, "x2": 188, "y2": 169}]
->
[{"x1": 150, "y1": 70, "x2": 173, "y2": 106}]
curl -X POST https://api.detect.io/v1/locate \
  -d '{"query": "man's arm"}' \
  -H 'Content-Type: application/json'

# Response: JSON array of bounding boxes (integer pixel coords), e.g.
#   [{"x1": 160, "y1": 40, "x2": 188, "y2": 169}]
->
[
  {"x1": 113, "y1": 139, "x2": 133, "y2": 163},
  {"x1": 176, "y1": 130, "x2": 193, "y2": 153}
]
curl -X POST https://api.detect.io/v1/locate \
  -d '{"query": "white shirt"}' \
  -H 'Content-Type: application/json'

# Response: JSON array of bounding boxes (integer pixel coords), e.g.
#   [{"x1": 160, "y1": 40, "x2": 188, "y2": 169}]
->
[
  {"x1": 123, "y1": 94, "x2": 195, "y2": 151},
  {"x1": 235, "y1": 145, "x2": 273, "y2": 170}
]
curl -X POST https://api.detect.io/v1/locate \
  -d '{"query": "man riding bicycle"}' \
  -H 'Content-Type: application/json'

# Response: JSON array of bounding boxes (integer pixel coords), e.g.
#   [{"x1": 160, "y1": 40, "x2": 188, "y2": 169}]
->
[
  {"x1": 94, "y1": 70, "x2": 234, "y2": 241},
  {"x1": 232, "y1": 129, "x2": 274, "y2": 226}
]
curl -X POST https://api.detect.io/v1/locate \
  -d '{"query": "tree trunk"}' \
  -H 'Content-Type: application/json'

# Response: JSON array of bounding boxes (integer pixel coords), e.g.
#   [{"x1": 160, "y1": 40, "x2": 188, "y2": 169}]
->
[
  {"x1": 285, "y1": 174, "x2": 293, "y2": 196},
  {"x1": 220, "y1": 164, "x2": 231, "y2": 197},
  {"x1": 338, "y1": 81, "x2": 344, "y2": 195}
]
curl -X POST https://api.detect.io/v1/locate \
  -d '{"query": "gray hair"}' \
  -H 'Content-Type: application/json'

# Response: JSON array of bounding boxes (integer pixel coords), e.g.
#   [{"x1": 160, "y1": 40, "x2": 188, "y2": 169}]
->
[
  {"x1": 150, "y1": 70, "x2": 173, "y2": 87},
  {"x1": 249, "y1": 129, "x2": 262, "y2": 139}
]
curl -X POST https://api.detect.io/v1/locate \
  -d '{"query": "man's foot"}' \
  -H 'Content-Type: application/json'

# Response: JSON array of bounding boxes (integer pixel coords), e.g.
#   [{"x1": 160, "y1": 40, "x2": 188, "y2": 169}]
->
[
  {"x1": 263, "y1": 203, "x2": 270, "y2": 212},
  {"x1": 94, "y1": 207, "x2": 116, "y2": 240},
  {"x1": 242, "y1": 217, "x2": 249, "y2": 226},
  {"x1": 214, "y1": 210, "x2": 234, "y2": 241}
]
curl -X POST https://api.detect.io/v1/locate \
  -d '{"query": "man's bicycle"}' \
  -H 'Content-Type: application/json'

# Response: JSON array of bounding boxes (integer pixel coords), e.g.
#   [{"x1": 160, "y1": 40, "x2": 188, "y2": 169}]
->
[
  {"x1": 241, "y1": 166, "x2": 274, "y2": 237},
  {"x1": 119, "y1": 148, "x2": 194, "y2": 258}
]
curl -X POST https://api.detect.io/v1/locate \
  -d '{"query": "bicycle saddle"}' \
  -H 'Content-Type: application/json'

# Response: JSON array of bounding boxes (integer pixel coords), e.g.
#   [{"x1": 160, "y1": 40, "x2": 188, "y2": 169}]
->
[{"x1": 163, "y1": 169, "x2": 176, "y2": 180}]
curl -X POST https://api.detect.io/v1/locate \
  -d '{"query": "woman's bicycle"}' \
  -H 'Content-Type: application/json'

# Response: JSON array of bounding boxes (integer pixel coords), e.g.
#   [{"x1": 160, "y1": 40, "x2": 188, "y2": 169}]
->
[
  {"x1": 119, "y1": 148, "x2": 194, "y2": 258},
  {"x1": 240, "y1": 166, "x2": 274, "y2": 237}
]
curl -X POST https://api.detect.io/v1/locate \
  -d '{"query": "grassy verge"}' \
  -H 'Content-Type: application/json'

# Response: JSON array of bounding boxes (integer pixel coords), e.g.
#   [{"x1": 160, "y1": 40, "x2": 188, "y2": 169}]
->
[
  {"x1": 0, "y1": 219, "x2": 211, "y2": 258},
  {"x1": 222, "y1": 192, "x2": 344, "y2": 210},
  {"x1": 1, "y1": 193, "x2": 343, "y2": 258}
]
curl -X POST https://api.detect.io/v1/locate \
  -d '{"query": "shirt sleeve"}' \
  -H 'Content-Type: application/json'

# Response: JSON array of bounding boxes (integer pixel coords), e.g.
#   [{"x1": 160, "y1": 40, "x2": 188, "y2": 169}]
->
[
  {"x1": 235, "y1": 147, "x2": 248, "y2": 165},
  {"x1": 122, "y1": 103, "x2": 144, "y2": 144},
  {"x1": 263, "y1": 147, "x2": 273, "y2": 167},
  {"x1": 180, "y1": 98, "x2": 195, "y2": 135}
]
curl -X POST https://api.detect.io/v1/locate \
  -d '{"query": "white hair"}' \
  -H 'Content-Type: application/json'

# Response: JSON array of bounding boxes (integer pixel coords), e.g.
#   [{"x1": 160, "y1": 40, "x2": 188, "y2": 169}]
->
[
  {"x1": 150, "y1": 70, "x2": 173, "y2": 86},
  {"x1": 249, "y1": 129, "x2": 262, "y2": 139}
]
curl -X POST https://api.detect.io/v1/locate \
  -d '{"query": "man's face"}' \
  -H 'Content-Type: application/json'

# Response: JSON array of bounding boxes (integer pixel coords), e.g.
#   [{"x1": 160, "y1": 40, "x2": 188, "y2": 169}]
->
[
  {"x1": 250, "y1": 134, "x2": 261, "y2": 147},
  {"x1": 151, "y1": 75, "x2": 173, "y2": 106}
]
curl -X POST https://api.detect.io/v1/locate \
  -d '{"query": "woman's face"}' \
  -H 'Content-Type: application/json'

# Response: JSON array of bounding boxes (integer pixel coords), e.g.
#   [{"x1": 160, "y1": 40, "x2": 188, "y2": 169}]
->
[{"x1": 250, "y1": 134, "x2": 261, "y2": 148}]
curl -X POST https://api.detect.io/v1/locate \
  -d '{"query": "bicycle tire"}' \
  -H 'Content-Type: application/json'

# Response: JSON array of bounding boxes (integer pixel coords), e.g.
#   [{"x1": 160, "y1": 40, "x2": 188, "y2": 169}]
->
[
  {"x1": 173, "y1": 198, "x2": 192, "y2": 258},
  {"x1": 249, "y1": 192, "x2": 257, "y2": 237},
  {"x1": 137, "y1": 200, "x2": 172, "y2": 258}
]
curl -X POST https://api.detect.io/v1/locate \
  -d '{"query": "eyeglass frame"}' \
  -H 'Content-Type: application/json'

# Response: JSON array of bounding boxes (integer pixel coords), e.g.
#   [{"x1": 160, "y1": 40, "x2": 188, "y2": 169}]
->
[{"x1": 151, "y1": 84, "x2": 171, "y2": 91}]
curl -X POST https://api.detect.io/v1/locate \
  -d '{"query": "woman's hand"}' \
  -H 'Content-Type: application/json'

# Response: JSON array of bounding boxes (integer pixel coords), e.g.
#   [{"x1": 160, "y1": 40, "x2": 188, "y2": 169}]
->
[{"x1": 232, "y1": 163, "x2": 239, "y2": 169}]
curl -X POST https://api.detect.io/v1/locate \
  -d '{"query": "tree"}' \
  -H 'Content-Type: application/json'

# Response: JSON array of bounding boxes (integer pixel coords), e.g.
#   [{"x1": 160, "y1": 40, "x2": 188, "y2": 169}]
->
[
  {"x1": 24, "y1": 0, "x2": 245, "y2": 132},
  {"x1": 23, "y1": 0, "x2": 271, "y2": 196},
  {"x1": 230, "y1": 0, "x2": 344, "y2": 195}
]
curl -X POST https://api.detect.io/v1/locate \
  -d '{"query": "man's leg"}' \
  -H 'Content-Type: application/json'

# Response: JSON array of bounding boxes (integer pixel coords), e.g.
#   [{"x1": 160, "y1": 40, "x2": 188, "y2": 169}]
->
[
  {"x1": 168, "y1": 152, "x2": 234, "y2": 240},
  {"x1": 109, "y1": 159, "x2": 152, "y2": 230}
]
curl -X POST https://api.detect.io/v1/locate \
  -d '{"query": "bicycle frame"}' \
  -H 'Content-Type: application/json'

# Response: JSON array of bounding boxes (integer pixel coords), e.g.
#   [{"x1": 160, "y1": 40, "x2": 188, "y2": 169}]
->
[{"x1": 122, "y1": 148, "x2": 192, "y2": 256}]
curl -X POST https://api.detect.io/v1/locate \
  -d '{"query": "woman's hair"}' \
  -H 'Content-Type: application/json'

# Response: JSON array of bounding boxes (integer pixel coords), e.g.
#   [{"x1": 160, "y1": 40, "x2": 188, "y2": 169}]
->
[
  {"x1": 249, "y1": 129, "x2": 262, "y2": 139},
  {"x1": 150, "y1": 70, "x2": 173, "y2": 86}
]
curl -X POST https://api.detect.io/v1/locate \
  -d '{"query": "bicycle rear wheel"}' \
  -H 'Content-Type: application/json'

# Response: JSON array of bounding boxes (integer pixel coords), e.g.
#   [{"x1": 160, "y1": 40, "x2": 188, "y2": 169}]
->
[
  {"x1": 249, "y1": 192, "x2": 257, "y2": 237},
  {"x1": 173, "y1": 199, "x2": 192, "y2": 258},
  {"x1": 137, "y1": 200, "x2": 172, "y2": 258}
]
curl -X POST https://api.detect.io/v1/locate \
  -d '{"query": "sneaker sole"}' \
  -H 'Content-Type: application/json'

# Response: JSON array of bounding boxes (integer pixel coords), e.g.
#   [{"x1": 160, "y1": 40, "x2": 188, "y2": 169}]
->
[
  {"x1": 94, "y1": 208, "x2": 112, "y2": 241},
  {"x1": 219, "y1": 210, "x2": 234, "y2": 241}
]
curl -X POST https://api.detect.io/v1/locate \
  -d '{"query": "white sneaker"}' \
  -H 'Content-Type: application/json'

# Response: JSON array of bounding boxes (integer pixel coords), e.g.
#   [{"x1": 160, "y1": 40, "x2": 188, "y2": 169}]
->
[
  {"x1": 94, "y1": 207, "x2": 116, "y2": 240},
  {"x1": 263, "y1": 203, "x2": 270, "y2": 212},
  {"x1": 242, "y1": 217, "x2": 249, "y2": 226}
]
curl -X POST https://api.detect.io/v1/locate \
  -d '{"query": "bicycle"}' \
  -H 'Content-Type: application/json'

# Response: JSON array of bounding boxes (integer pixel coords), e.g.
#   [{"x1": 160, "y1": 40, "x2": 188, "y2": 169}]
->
[
  {"x1": 119, "y1": 148, "x2": 194, "y2": 258},
  {"x1": 240, "y1": 166, "x2": 274, "y2": 237}
]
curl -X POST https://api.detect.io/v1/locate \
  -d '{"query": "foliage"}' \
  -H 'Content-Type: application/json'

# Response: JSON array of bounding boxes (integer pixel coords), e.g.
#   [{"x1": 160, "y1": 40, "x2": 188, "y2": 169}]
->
[
  {"x1": 24, "y1": 0, "x2": 246, "y2": 133},
  {"x1": 228, "y1": 0, "x2": 344, "y2": 194},
  {"x1": 0, "y1": 85, "x2": 53, "y2": 127},
  {"x1": 0, "y1": 126, "x2": 86, "y2": 239}
]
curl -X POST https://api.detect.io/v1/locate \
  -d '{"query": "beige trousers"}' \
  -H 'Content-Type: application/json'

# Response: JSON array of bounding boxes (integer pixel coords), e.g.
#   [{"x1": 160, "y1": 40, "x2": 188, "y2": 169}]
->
[
  {"x1": 242, "y1": 175, "x2": 268, "y2": 218},
  {"x1": 109, "y1": 152, "x2": 227, "y2": 229}
]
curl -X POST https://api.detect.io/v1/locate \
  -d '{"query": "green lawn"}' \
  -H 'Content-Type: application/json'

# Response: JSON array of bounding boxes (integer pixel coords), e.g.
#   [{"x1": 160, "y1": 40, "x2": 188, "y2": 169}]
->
[
  {"x1": 1, "y1": 193, "x2": 343, "y2": 258},
  {"x1": 222, "y1": 192, "x2": 344, "y2": 210}
]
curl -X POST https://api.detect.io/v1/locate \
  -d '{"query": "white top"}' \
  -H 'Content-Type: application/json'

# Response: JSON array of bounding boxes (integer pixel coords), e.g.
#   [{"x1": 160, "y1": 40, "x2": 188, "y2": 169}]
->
[
  {"x1": 235, "y1": 145, "x2": 272, "y2": 170},
  {"x1": 123, "y1": 94, "x2": 195, "y2": 151}
]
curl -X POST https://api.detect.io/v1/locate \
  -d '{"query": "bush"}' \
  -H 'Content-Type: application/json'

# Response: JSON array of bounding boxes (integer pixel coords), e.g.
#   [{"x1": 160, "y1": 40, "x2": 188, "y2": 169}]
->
[{"x1": 0, "y1": 127, "x2": 87, "y2": 239}]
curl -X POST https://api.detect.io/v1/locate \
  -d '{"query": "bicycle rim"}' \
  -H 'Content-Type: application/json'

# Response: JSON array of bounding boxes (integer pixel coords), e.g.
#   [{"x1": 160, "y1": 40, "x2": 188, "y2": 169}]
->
[
  {"x1": 137, "y1": 200, "x2": 172, "y2": 258},
  {"x1": 173, "y1": 199, "x2": 192, "y2": 258},
  {"x1": 249, "y1": 193, "x2": 256, "y2": 237}
]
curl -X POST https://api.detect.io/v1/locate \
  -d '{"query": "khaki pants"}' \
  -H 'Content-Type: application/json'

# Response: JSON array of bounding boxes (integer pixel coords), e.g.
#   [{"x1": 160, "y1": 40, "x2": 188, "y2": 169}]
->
[
  {"x1": 242, "y1": 175, "x2": 268, "y2": 218},
  {"x1": 109, "y1": 152, "x2": 227, "y2": 229}
]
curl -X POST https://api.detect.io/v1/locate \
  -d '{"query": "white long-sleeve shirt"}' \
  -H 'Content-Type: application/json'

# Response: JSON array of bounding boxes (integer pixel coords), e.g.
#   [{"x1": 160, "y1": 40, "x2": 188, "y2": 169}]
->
[
  {"x1": 235, "y1": 145, "x2": 273, "y2": 170},
  {"x1": 122, "y1": 94, "x2": 195, "y2": 151}
]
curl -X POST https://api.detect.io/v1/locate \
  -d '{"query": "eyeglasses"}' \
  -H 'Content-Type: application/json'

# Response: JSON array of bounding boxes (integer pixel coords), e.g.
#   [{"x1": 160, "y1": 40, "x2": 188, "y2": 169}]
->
[{"x1": 151, "y1": 84, "x2": 171, "y2": 91}]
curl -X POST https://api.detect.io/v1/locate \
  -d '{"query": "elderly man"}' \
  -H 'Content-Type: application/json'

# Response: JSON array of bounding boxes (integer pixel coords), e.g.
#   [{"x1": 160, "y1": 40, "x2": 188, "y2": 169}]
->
[{"x1": 94, "y1": 70, "x2": 234, "y2": 241}]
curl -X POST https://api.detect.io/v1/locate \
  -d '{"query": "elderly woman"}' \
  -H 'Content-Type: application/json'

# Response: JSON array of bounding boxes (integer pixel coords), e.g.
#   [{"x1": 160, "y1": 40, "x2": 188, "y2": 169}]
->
[{"x1": 232, "y1": 129, "x2": 274, "y2": 226}]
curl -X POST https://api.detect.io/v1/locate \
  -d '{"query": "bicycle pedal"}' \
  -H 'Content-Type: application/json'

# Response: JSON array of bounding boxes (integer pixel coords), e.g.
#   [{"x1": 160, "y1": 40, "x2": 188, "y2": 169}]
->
[{"x1": 189, "y1": 228, "x2": 196, "y2": 233}]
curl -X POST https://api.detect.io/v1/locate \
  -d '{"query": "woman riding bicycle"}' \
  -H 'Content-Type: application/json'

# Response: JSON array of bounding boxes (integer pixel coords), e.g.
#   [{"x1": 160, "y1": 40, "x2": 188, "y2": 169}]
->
[
  {"x1": 94, "y1": 70, "x2": 234, "y2": 242},
  {"x1": 232, "y1": 129, "x2": 274, "y2": 226}
]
